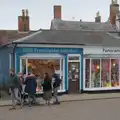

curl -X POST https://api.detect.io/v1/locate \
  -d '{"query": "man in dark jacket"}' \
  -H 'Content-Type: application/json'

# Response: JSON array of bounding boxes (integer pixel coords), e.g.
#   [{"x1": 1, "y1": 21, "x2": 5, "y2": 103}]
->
[
  {"x1": 24, "y1": 72, "x2": 37, "y2": 107},
  {"x1": 52, "y1": 70, "x2": 62, "y2": 105},
  {"x1": 9, "y1": 69, "x2": 22, "y2": 110}
]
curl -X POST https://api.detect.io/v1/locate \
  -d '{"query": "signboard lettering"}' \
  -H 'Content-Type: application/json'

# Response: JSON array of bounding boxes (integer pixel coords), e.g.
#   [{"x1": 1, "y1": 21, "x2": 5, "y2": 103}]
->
[{"x1": 103, "y1": 48, "x2": 120, "y2": 53}]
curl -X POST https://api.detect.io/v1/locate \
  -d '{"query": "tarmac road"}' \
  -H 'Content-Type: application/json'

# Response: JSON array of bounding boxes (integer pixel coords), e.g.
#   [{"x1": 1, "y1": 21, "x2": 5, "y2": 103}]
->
[{"x1": 0, "y1": 98, "x2": 120, "y2": 120}]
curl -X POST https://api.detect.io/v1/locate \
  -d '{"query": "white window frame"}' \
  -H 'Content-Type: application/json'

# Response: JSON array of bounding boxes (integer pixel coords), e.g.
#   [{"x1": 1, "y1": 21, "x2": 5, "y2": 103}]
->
[
  {"x1": 20, "y1": 53, "x2": 65, "y2": 92},
  {"x1": 84, "y1": 57, "x2": 120, "y2": 91}
]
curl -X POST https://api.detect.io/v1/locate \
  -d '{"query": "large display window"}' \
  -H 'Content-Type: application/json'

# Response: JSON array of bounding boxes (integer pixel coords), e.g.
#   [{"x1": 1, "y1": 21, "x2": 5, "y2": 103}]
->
[
  {"x1": 85, "y1": 58, "x2": 120, "y2": 89},
  {"x1": 20, "y1": 54, "x2": 64, "y2": 93}
]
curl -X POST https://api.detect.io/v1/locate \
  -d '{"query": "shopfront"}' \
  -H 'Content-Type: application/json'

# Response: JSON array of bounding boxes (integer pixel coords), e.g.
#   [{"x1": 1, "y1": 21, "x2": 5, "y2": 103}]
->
[
  {"x1": 15, "y1": 47, "x2": 83, "y2": 93},
  {"x1": 83, "y1": 47, "x2": 120, "y2": 91}
]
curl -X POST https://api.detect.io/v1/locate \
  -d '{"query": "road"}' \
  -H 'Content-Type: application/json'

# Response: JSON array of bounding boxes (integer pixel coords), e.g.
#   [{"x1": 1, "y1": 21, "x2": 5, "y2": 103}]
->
[{"x1": 0, "y1": 98, "x2": 120, "y2": 120}]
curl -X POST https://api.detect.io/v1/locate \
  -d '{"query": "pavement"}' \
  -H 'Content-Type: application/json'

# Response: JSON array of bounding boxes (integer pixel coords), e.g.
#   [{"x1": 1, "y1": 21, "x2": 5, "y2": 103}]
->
[{"x1": 0, "y1": 93, "x2": 120, "y2": 107}]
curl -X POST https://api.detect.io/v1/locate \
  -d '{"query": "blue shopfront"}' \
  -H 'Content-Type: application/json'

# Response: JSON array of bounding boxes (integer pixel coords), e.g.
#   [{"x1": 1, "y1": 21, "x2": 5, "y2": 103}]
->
[{"x1": 15, "y1": 47, "x2": 83, "y2": 93}]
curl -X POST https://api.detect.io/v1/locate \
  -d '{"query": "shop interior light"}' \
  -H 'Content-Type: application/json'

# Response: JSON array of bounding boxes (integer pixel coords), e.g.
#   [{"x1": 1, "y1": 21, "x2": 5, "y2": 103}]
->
[
  {"x1": 113, "y1": 63, "x2": 116, "y2": 66},
  {"x1": 97, "y1": 65, "x2": 100, "y2": 69}
]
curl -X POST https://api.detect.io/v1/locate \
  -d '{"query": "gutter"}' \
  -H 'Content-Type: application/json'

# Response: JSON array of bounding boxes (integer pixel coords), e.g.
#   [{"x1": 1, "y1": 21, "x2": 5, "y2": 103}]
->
[
  {"x1": 12, "y1": 42, "x2": 85, "y2": 46},
  {"x1": 12, "y1": 43, "x2": 17, "y2": 70}
]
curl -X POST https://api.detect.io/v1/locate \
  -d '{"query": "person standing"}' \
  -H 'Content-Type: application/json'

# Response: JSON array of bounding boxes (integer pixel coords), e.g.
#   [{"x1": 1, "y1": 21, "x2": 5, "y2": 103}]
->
[
  {"x1": 52, "y1": 69, "x2": 62, "y2": 105},
  {"x1": 18, "y1": 72, "x2": 26, "y2": 105},
  {"x1": 9, "y1": 69, "x2": 22, "y2": 110},
  {"x1": 42, "y1": 73, "x2": 52, "y2": 106},
  {"x1": 24, "y1": 72, "x2": 37, "y2": 107}
]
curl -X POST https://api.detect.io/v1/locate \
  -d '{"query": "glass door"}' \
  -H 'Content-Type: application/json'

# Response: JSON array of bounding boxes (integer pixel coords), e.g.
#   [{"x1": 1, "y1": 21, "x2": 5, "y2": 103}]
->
[{"x1": 68, "y1": 55, "x2": 80, "y2": 93}]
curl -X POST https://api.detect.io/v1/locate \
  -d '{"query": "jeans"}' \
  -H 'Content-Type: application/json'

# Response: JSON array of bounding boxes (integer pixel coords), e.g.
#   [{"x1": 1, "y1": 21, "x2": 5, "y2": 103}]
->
[
  {"x1": 10, "y1": 88, "x2": 21, "y2": 107},
  {"x1": 28, "y1": 94, "x2": 36, "y2": 106},
  {"x1": 53, "y1": 87, "x2": 59, "y2": 103}
]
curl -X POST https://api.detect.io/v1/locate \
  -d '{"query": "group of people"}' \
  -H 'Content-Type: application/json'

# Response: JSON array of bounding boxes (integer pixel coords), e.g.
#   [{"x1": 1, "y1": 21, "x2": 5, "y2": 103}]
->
[{"x1": 9, "y1": 68, "x2": 62, "y2": 110}]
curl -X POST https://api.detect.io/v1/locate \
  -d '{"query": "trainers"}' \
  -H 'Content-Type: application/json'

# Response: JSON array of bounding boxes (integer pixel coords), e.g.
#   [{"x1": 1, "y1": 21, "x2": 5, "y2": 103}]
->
[{"x1": 53, "y1": 101, "x2": 60, "y2": 105}]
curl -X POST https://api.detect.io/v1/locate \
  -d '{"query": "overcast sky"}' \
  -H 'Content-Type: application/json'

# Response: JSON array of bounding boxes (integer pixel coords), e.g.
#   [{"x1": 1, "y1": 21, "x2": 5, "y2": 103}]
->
[{"x1": 0, "y1": 0, "x2": 120, "y2": 30}]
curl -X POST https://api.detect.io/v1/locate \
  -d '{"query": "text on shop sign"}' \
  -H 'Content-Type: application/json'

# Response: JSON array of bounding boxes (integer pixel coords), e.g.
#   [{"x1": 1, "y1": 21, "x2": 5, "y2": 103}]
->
[
  {"x1": 21, "y1": 48, "x2": 81, "y2": 53},
  {"x1": 33, "y1": 48, "x2": 78, "y2": 53},
  {"x1": 103, "y1": 48, "x2": 120, "y2": 53}
]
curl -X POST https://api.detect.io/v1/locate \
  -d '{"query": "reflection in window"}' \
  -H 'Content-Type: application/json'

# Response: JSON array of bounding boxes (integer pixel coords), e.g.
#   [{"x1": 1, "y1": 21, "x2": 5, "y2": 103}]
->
[
  {"x1": 111, "y1": 59, "x2": 119, "y2": 87},
  {"x1": 91, "y1": 59, "x2": 100, "y2": 88},
  {"x1": 22, "y1": 59, "x2": 26, "y2": 74},
  {"x1": 85, "y1": 59, "x2": 90, "y2": 88},
  {"x1": 101, "y1": 59, "x2": 111, "y2": 87}
]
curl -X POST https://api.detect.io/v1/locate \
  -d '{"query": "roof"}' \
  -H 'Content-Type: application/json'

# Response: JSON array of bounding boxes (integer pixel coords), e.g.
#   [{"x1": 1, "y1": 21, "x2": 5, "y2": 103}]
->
[
  {"x1": 50, "y1": 19, "x2": 116, "y2": 31},
  {"x1": 0, "y1": 30, "x2": 37, "y2": 46},
  {"x1": 13, "y1": 29, "x2": 120, "y2": 47}
]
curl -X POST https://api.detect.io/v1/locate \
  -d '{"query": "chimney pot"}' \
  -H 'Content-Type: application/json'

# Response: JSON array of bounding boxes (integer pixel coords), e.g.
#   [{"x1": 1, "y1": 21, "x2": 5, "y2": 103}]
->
[
  {"x1": 22, "y1": 9, "x2": 25, "y2": 16},
  {"x1": 95, "y1": 11, "x2": 101, "y2": 22},
  {"x1": 26, "y1": 9, "x2": 28, "y2": 16}
]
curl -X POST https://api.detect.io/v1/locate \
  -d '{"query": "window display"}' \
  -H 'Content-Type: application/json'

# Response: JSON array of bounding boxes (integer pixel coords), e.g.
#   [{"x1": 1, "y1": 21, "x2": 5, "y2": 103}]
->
[
  {"x1": 21, "y1": 59, "x2": 64, "y2": 92},
  {"x1": 111, "y1": 59, "x2": 119, "y2": 87},
  {"x1": 91, "y1": 59, "x2": 100, "y2": 88},
  {"x1": 101, "y1": 59, "x2": 111, "y2": 87},
  {"x1": 85, "y1": 58, "x2": 120, "y2": 88}
]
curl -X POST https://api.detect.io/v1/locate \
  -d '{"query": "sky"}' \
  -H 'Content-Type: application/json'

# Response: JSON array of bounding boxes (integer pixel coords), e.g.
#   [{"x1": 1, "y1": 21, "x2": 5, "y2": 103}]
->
[{"x1": 0, "y1": 0, "x2": 120, "y2": 30}]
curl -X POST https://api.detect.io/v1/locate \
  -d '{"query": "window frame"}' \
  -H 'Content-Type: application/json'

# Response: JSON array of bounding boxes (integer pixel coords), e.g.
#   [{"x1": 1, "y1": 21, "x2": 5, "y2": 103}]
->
[{"x1": 84, "y1": 57, "x2": 120, "y2": 90}]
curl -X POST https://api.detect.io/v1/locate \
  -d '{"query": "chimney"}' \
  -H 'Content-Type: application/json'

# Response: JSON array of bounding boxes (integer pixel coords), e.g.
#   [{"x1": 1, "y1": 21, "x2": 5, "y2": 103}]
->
[
  {"x1": 53, "y1": 5, "x2": 62, "y2": 19},
  {"x1": 18, "y1": 9, "x2": 30, "y2": 32},
  {"x1": 110, "y1": 0, "x2": 119, "y2": 25},
  {"x1": 95, "y1": 11, "x2": 101, "y2": 22}
]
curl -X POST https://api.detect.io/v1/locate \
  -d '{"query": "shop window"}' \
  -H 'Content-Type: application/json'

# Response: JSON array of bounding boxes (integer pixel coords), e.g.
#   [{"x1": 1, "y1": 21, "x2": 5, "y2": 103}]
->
[
  {"x1": 91, "y1": 59, "x2": 100, "y2": 88},
  {"x1": 101, "y1": 59, "x2": 111, "y2": 87},
  {"x1": 26, "y1": 59, "x2": 64, "y2": 92},
  {"x1": 85, "y1": 59, "x2": 90, "y2": 88},
  {"x1": 68, "y1": 56, "x2": 80, "y2": 60},
  {"x1": 111, "y1": 59, "x2": 119, "y2": 87},
  {"x1": 85, "y1": 58, "x2": 120, "y2": 89}
]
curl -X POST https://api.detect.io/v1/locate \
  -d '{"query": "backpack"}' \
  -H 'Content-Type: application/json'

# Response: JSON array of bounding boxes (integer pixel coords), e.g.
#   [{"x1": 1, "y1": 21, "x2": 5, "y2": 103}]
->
[{"x1": 53, "y1": 73, "x2": 62, "y2": 88}]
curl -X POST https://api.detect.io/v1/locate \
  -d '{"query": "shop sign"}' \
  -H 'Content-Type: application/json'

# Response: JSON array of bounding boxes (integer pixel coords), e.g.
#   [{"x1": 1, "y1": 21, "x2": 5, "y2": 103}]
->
[
  {"x1": 84, "y1": 47, "x2": 120, "y2": 55},
  {"x1": 17, "y1": 47, "x2": 82, "y2": 53}
]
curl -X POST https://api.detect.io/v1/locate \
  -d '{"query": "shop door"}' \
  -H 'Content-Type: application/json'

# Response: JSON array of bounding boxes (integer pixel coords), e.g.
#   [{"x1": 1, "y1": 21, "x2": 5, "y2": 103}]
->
[{"x1": 68, "y1": 55, "x2": 80, "y2": 93}]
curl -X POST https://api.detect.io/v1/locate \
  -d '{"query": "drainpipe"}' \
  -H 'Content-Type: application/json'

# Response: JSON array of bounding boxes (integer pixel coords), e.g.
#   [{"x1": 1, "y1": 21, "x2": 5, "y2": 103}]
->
[{"x1": 12, "y1": 43, "x2": 17, "y2": 70}]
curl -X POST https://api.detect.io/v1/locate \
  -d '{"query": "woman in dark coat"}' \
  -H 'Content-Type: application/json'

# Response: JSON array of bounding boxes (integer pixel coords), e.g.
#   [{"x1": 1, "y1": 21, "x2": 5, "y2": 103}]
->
[
  {"x1": 24, "y1": 73, "x2": 37, "y2": 107},
  {"x1": 42, "y1": 73, "x2": 52, "y2": 105}
]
